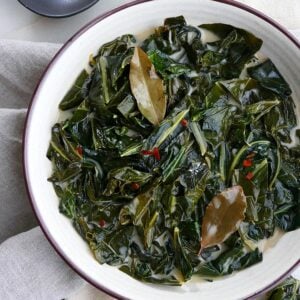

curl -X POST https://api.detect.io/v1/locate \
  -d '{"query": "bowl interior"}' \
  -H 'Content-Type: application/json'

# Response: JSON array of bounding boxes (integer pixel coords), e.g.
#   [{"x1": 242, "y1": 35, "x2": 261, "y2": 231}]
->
[{"x1": 24, "y1": 0, "x2": 300, "y2": 299}]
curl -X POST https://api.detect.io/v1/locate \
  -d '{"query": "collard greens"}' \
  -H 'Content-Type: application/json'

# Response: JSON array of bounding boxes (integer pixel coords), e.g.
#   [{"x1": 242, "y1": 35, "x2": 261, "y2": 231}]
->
[{"x1": 47, "y1": 16, "x2": 300, "y2": 285}]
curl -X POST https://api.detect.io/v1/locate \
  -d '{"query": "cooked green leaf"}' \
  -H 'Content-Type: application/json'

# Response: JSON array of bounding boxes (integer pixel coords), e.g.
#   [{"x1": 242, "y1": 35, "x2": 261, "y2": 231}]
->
[
  {"x1": 59, "y1": 70, "x2": 89, "y2": 110},
  {"x1": 247, "y1": 59, "x2": 292, "y2": 97},
  {"x1": 267, "y1": 277, "x2": 300, "y2": 300}
]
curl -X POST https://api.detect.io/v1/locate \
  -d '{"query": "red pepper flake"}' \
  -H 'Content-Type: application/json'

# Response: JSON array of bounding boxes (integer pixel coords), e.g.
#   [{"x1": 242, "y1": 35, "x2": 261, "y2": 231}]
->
[
  {"x1": 131, "y1": 182, "x2": 140, "y2": 190},
  {"x1": 152, "y1": 147, "x2": 161, "y2": 160},
  {"x1": 141, "y1": 147, "x2": 160, "y2": 160},
  {"x1": 245, "y1": 172, "x2": 254, "y2": 181},
  {"x1": 180, "y1": 118, "x2": 188, "y2": 127},
  {"x1": 99, "y1": 219, "x2": 106, "y2": 228},
  {"x1": 76, "y1": 145, "x2": 83, "y2": 156},
  {"x1": 243, "y1": 159, "x2": 253, "y2": 168},
  {"x1": 141, "y1": 149, "x2": 153, "y2": 155}
]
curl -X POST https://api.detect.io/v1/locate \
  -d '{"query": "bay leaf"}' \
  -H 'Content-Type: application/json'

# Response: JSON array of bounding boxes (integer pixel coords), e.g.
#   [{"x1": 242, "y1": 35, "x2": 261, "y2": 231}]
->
[
  {"x1": 129, "y1": 47, "x2": 166, "y2": 125},
  {"x1": 200, "y1": 185, "x2": 247, "y2": 253}
]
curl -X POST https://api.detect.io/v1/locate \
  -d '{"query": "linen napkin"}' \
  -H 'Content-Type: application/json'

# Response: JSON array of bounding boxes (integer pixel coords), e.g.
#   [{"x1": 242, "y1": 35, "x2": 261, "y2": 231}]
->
[{"x1": 0, "y1": 40, "x2": 85, "y2": 300}]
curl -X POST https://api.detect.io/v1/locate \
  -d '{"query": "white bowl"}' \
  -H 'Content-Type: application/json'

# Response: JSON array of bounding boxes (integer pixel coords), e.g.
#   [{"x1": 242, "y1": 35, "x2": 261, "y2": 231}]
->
[{"x1": 23, "y1": 0, "x2": 300, "y2": 299}]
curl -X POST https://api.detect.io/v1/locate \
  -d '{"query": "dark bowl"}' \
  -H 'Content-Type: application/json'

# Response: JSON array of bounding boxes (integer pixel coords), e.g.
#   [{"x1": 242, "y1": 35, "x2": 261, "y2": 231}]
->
[{"x1": 17, "y1": 0, "x2": 99, "y2": 18}]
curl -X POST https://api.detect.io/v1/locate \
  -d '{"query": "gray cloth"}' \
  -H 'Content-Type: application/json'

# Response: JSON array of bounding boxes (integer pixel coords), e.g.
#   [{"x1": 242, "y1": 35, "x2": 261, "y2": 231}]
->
[
  {"x1": 0, "y1": 228, "x2": 83, "y2": 299},
  {"x1": 0, "y1": 40, "x2": 85, "y2": 300}
]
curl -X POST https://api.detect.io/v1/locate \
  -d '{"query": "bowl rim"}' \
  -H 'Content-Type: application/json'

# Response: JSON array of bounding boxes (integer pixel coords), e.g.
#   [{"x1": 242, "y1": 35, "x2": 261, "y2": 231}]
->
[{"x1": 22, "y1": 0, "x2": 300, "y2": 299}]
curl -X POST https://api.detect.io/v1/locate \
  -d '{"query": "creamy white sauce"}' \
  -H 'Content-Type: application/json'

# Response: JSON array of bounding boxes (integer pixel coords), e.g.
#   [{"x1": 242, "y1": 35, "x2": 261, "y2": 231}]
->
[
  {"x1": 130, "y1": 228, "x2": 144, "y2": 249},
  {"x1": 239, "y1": 53, "x2": 267, "y2": 79},
  {"x1": 258, "y1": 228, "x2": 285, "y2": 252},
  {"x1": 282, "y1": 96, "x2": 300, "y2": 148},
  {"x1": 200, "y1": 243, "x2": 228, "y2": 264},
  {"x1": 171, "y1": 78, "x2": 181, "y2": 94},
  {"x1": 119, "y1": 246, "x2": 128, "y2": 257},
  {"x1": 168, "y1": 30, "x2": 173, "y2": 47},
  {"x1": 253, "y1": 187, "x2": 260, "y2": 202},
  {"x1": 168, "y1": 30, "x2": 178, "y2": 51},
  {"x1": 199, "y1": 28, "x2": 220, "y2": 44},
  {"x1": 188, "y1": 70, "x2": 199, "y2": 78},
  {"x1": 57, "y1": 109, "x2": 72, "y2": 122},
  {"x1": 187, "y1": 85, "x2": 197, "y2": 96},
  {"x1": 126, "y1": 128, "x2": 139, "y2": 137},
  {"x1": 169, "y1": 48, "x2": 188, "y2": 63},
  {"x1": 135, "y1": 28, "x2": 156, "y2": 42},
  {"x1": 187, "y1": 31, "x2": 198, "y2": 44},
  {"x1": 284, "y1": 125, "x2": 300, "y2": 148}
]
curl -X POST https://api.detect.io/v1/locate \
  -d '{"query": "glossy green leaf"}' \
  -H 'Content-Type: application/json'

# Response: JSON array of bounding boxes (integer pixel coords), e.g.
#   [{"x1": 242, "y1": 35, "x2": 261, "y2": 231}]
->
[{"x1": 59, "y1": 70, "x2": 89, "y2": 110}]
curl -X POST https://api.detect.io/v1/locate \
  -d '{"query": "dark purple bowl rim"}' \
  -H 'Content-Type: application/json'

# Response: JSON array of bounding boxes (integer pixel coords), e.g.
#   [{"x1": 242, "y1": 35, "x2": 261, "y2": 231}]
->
[
  {"x1": 17, "y1": 0, "x2": 100, "y2": 18},
  {"x1": 22, "y1": 0, "x2": 300, "y2": 299}
]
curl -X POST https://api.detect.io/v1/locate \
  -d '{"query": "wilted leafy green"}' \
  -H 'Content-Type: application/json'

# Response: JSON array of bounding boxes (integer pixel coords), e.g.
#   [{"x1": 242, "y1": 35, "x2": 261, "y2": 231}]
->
[
  {"x1": 267, "y1": 277, "x2": 300, "y2": 300},
  {"x1": 59, "y1": 70, "x2": 89, "y2": 110},
  {"x1": 197, "y1": 244, "x2": 262, "y2": 277},
  {"x1": 247, "y1": 59, "x2": 292, "y2": 98},
  {"x1": 47, "y1": 16, "x2": 299, "y2": 285}
]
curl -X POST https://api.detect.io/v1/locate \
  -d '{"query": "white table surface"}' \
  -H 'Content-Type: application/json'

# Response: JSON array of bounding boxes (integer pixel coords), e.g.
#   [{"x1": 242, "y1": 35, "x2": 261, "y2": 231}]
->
[
  {"x1": 1, "y1": 0, "x2": 300, "y2": 43},
  {"x1": 1, "y1": 0, "x2": 299, "y2": 299}
]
